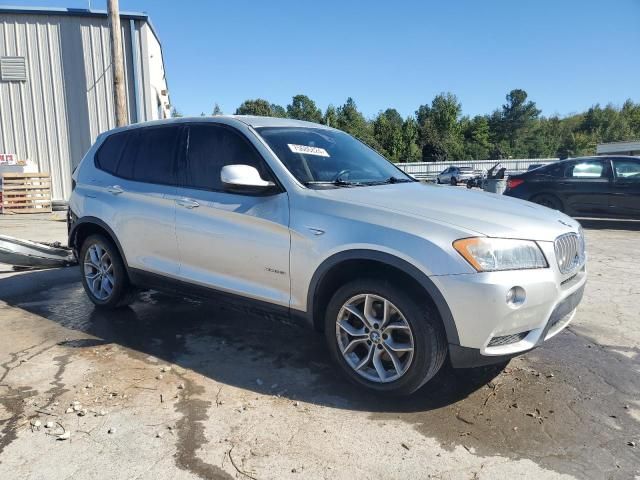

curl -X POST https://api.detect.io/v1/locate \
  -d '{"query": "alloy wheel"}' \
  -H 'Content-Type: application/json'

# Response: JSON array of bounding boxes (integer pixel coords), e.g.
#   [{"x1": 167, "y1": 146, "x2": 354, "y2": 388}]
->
[
  {"x1": 335, "y1": 293, "x2": 415, "y2": 383},
  {"x1": 84, "y1": 243, "x2": 115, "y2": 300}
]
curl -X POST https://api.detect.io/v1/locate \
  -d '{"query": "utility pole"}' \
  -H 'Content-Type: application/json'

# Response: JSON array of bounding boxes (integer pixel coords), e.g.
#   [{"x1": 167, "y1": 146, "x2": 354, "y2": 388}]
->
[{"x1": 108, "y1": 0, "x2": 128, "y2": 126}]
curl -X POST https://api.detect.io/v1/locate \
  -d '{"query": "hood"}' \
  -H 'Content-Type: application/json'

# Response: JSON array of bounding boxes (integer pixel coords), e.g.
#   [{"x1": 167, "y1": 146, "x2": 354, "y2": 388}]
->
[{"x1": 313, "y1": 182, "x2": 580, "y2": 241}]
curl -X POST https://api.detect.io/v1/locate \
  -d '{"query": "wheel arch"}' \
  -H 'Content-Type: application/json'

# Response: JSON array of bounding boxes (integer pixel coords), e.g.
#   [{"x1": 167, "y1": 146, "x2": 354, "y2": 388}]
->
[
  {"x1": 69, "y1": 217, "x2": 129, "y2": 269},
  {"x1": 530, "y1": 192, "x2": 565, "y2": 212},
  {"x1": 307, "y1": 249, "x2": 460, "y2": 345}
]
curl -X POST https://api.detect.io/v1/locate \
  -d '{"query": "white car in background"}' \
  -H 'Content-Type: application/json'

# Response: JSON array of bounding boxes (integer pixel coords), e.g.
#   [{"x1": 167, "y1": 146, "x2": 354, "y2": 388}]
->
[{"x1": 437, "y1": 166, "x2": 476, "y2": 185}]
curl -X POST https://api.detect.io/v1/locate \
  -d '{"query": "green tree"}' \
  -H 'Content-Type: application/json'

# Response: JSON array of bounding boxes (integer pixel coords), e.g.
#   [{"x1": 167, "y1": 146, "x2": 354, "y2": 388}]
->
[
  {"x1": 270, "y1": 103, "x2": 287, "y2": 118},
  {"x1": 557, "y1": 131, "x2": 592, "y2": 159},
  {"x1": 490, "y1": 89, "x2": 541, "y2": 156},
  {"x1": 416, "y1": 93, "x2": 463, "y2": 161},
  {"x1": 581, "y1": 104, "x2": 631, "y2": 143},
  {"x1": 170, "y1": 107, "x2": 182, "y2": 118},
  {"x1": 287, "y1": 94, "x2": 323, "y2": 123},
  {"x1": 621, "y1": 99, "x2": 640, "y2": 134},
  {"x1": 235, "y1": 99, "x2": 273, "y2": 116},
  {"x1": 335, "y1": 97, "x2": 375, "y2": 145},
  {"x1": 323, "y1": 105, "x2": 337, "y2": 126},
  {"x1": 229, "y1": 91, "x2": 638, "y2": 162},
  {"x1": 462, "y1": 115, "x2": 491, "y2": 159},
  {"x1": 400, "y1": 117, "x2": 421, "y2": 162},
  {"x1": 212, "y1": 103, "x2": 223, "y2": 116},
  {"x1": 372, "y1": 108, "x2": 404, "y2": 162}
]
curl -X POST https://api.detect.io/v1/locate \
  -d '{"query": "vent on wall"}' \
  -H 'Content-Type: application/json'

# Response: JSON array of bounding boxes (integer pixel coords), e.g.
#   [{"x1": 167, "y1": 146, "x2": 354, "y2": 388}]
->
[{"x1": 0, "y1": 57, "x2": 27, "y2": 82}]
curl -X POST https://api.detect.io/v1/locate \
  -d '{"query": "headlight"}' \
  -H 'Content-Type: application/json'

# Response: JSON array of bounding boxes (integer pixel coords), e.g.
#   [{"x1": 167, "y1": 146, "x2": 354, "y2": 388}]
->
[{"x1": 453, "y1": 237, "x2": 548, "y2": 272}]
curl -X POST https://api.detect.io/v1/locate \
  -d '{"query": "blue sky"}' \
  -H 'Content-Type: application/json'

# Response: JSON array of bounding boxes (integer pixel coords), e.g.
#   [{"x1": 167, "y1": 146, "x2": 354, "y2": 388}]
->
[{"x1": 5, "y1": 0, "x2": 640, "y2": 118}]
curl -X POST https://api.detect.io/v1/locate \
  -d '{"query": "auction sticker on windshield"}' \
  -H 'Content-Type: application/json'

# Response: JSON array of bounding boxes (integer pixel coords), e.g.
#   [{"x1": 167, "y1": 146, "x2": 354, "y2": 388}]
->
[{"x1": 288, "y1": 144, "x2": 330, "y2": 157}]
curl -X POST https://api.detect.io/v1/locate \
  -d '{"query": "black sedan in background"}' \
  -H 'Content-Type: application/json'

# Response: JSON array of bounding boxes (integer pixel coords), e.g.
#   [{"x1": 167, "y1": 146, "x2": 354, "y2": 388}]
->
[{"x1": 504, "y1": 156, "x2": 640, "y2": 219}]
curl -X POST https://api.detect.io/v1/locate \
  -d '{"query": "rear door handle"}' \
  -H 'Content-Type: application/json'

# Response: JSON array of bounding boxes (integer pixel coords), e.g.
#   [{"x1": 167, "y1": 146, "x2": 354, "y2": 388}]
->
[
  {"x1": 176, "y1": 198, "x2": 200, "y2": 209},
  {"x1": 107, "y1": 185, "x2": 124, "y2": 195}
]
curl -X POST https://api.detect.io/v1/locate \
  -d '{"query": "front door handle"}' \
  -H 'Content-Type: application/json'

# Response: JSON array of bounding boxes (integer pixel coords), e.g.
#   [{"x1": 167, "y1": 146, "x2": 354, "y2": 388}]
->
[
  {"x1": 107, "y1": 185, "x2": 124, "y2": 195},
  {"x1": 176, "y1": 198, "x2": 200, "y2": 209}
]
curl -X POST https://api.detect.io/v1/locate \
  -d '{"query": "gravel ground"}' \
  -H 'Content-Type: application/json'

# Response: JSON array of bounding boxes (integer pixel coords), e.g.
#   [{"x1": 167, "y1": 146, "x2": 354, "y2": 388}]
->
[{"x1": 0, "y1": 214, "x2": 638, "y2": 479}]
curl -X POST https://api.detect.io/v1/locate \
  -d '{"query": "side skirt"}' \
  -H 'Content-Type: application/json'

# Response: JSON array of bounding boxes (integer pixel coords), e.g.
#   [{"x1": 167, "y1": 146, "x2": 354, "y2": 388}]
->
[{"x1": 128, "y1": 268, "x2": 297, "y2": 324}]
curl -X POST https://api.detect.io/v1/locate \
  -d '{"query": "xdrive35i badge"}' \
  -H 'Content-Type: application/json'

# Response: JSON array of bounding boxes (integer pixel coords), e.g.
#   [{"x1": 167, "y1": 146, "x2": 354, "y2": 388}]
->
[{"x1": 265, "y1": 267, "x2": 286, "y2": 275}]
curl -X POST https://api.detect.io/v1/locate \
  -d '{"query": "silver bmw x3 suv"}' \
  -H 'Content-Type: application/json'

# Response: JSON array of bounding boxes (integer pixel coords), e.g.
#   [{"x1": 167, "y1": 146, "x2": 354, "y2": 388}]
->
[{"x1": 68, "y1": 116, "x2": 586, "y2": 395}]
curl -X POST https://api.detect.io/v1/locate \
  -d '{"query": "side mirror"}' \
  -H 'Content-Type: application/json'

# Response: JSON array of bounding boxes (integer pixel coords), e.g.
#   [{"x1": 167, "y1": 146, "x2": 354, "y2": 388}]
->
[{"x1": 220, "y1": 164, "x2": 276, "y2": 193}]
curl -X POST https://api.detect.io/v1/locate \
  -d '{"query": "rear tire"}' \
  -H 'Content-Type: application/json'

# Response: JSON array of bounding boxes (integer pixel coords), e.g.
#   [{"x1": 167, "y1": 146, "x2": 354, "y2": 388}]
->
[
  {"x1": 79, "y1": 234, "x2": 133, "y2": 309},
  {"x1": 324, "y1": 279, "x2": 447, "y2": 396},
  {"x1": 531, "y1": 194, "x2": 563, "y2": 212}
]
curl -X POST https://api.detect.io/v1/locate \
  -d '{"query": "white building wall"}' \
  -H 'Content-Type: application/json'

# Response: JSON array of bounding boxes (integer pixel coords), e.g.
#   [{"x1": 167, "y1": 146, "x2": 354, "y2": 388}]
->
[{"x1": 141, "y1": 23, "x2": 170, "y2": 121}]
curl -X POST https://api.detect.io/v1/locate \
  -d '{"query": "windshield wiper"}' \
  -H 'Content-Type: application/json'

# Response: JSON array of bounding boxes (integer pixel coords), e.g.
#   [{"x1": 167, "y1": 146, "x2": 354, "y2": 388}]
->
[
  {"x1": 361, "y1": 176, "x2": 414, "y2": 186},
  {"x1": 303, "y1": 179, "x2": 363, "y2": 187},
  {"x1": 387, "y1": 176, "x2": 413, "y2": 183},
  {"x1": 304, "y1": 176, "x2": 413, "y2": 188}
]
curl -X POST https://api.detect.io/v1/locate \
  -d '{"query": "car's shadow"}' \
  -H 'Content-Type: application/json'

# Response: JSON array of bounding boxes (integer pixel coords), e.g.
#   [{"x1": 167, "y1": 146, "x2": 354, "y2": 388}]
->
[
  {"x1": 576, "y1": 217, "x2": 640, "y2": 231},
  {"x1": 0, "y1": 267, "x2": 504, "y2": 413}
]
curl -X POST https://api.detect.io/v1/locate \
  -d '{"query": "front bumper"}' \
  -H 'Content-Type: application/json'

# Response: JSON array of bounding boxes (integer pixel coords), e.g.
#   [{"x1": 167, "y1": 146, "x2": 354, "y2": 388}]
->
[{"x1": 433, "y1": 241, "x2": 587, "y2": 368}]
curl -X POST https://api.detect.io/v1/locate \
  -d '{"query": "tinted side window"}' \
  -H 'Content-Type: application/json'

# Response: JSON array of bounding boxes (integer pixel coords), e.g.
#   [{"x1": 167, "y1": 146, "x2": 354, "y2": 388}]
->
[
  {"x1": 95, "y1": 131, "x2": 128, "y2": 174},
  {"x1": 185, "y1": 125, "x2": 270, "y2": 191},
  {"x1": 116, "y1": 130, "x2": 138, "y2": 179},
  {"x1": 565, "y1": 160, "x2": 604, "y2": 178},
  {"x1": 131, "y1": 126, "x2": 181, "y2": 184}
]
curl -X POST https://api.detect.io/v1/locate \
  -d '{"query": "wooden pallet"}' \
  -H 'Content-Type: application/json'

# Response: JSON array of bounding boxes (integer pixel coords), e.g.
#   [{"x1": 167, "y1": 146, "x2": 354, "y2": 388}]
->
[{"x1": 0, "y1": 173, "x2": 52, "y2": 214}]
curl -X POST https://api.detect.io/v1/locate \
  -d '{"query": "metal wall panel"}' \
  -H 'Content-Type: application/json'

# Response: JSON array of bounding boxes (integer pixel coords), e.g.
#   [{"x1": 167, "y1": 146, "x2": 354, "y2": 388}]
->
[
  {"x1": 0, "y1": 15, "x2": 71, "y2": 200},
  {"x1": 0, "y1": 12, "x2": 145, "y2": 201}
]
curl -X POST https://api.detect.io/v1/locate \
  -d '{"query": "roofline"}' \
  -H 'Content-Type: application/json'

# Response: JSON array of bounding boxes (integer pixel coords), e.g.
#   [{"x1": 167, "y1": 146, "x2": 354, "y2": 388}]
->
[
  {"x1": 596, "y1": 140, "x2": 640, "y2": 146},
  {"x1": 96, "y1": 116, "x2": 338, "y2": 137},
  {"x1": 0, "y1": 6, "x2": 161, "y2": 42},
  {"x1": 0, "y1": 5, "x2": 146, "y2": 20}
]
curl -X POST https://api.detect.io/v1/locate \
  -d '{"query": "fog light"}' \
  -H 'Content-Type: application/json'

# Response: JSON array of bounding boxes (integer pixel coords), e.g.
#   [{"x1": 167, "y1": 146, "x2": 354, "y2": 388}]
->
[{"x1": 506, "y1": 286, "x2": 526, "y2": 307}]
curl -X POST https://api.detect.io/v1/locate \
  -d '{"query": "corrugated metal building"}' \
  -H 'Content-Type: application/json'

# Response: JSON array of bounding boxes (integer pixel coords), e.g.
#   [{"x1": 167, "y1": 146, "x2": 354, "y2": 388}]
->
[
  {"x1": 596, "y1": 141, "x2": 640, "y2": 156},
  {"x1": 0, "y1": 6, "x2": 171, "y2": 201}
]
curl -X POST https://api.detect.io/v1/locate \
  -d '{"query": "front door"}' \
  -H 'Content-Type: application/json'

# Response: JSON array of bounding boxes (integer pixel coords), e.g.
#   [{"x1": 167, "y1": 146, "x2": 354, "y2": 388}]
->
[
  {"x1": 173, "y1": 123, "x2": 291, "y2": 307},
  {"x1": 559, "y1": 158, "x2": 613, "y2": 216},
  {"x1": 610, "y1": 158, "x2": 640, "y2": 218}
]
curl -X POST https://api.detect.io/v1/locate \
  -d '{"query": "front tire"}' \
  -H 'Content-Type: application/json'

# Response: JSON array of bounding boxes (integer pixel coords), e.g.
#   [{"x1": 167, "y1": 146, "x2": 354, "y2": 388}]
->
[
  {"x1": 80, "y1": 234, "x2": 132, "y2": 309},
  {"x1": 324, "y1": 279, "x2": 447, "y2": 395},
  {"x1": 531, "y1": 194, "x2": 563, "y2": 212}
]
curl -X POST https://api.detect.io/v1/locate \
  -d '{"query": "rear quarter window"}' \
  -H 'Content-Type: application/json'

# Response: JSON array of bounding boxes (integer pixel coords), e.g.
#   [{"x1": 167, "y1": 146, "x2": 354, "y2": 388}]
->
[
  {"x1": 106, "y1": 126, "x2": 182, "y2": 185},
  {"x1": 539, "y1": 163, "x2": 564, "y2": 177},
  {"x1": 95, "y1": 131, "x2": 129, "y2": 174}
]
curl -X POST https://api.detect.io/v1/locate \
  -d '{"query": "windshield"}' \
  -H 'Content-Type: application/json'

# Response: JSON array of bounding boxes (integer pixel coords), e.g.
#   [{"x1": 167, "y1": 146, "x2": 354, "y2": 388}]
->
[{"x1": 255, "y1": 127, "x2": 413, "y2": 187}]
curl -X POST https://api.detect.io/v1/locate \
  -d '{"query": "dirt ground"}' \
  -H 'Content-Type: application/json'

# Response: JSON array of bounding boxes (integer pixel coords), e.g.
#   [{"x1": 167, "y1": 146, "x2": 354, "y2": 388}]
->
[{"x1": 0, "y1": 214, "x2": 638, "y2": 479}]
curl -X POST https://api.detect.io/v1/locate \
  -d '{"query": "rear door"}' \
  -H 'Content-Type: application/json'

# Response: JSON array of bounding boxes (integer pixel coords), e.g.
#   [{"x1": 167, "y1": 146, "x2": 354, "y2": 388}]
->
[
  {"x1": 610, "y1": 158, "x2": 640, "y2": 218},
  {"x1": 173, "y1": 123, "x2": 291, "y2": 307},
  {"x1": 100, "y1": 125, "x2": 182, "y2": 276},
  {"x1": 559, "y1": 158, "x2": 613, "y2": 216}
]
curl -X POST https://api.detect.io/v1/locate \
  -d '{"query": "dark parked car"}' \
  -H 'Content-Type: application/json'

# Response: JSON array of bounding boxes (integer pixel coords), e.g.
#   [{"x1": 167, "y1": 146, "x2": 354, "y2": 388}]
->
[{"x1": 504, "y1": 156, "x2": 640, "y2": 218}]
